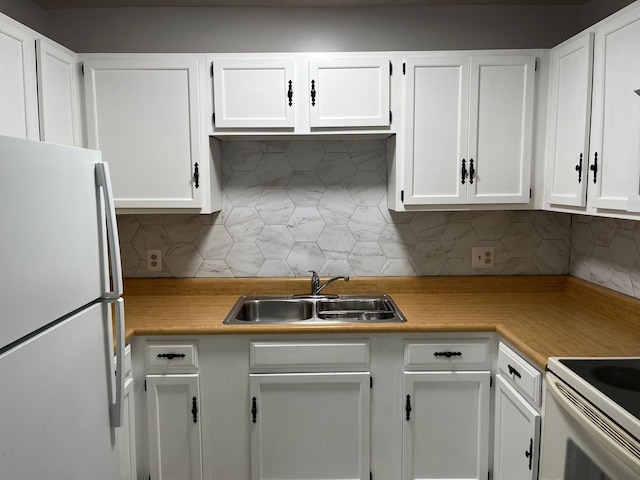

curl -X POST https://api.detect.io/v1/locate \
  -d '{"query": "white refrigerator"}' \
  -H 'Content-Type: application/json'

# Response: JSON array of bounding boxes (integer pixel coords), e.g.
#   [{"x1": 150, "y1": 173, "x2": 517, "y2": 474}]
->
[{"x1": 0, "y1": 135, "x2": 125, "y2": 479}]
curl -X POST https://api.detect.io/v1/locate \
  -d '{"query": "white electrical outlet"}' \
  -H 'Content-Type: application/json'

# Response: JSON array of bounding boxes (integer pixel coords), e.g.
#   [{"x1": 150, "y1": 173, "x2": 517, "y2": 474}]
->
[
  {"x1": 147, "y1": 249, "x2": 162, "y2": 272},
  {"x1": 472, "y1": 246, "x2": 494, "y2": 269}
]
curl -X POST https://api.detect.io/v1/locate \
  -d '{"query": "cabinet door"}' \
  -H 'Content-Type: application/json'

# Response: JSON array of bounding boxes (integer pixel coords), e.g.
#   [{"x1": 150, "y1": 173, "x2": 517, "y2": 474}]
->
[
  {"x1": 83, "y1": 57, "x2": 203, "y2": 209},
  {"x1": 250, "y1": 372, "x2": 370, "y2": 480},
  {"x1": 493, "y1": 375, "x2": 541, "y2": 480},
  {"x1": 545, "y1": 34, "x2": 594, "y2": 208},
  {"x1": 117, "y1": 377, "x2": 138, "y2": 480},
  {"x1": 308, "y1": 57, "x2": 390, "y2": 128},
  {"x1": 403, "y1": 371, "x2": 490, "y2": 480},
  {"x1": 146, "y1": 374, "x2": 203, "y2": 480},
  {"x1": 402, "y1": 56, "x2": 470, "y2": 205},
  {"x1": 36, "y1": 39, "x2": 81, "y2": 147},
  {"x1": 589, "y1": 8, "x2": 640, "y2": 211},
  {"x1": 0, "y1": 16, "x2": 39, "y2": 140},
  {"x1": 213, "y1": 58, "x2": 295, "y2": 128},
  {"x1": 467, "y1": 56, "x2": 535, "y2": 204}
]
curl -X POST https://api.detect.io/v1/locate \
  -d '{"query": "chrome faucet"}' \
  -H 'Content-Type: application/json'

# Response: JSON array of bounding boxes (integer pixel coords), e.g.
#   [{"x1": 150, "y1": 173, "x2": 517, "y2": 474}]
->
[{"x1": 309, "y1": 270, "x2": 350, "y2": 296}]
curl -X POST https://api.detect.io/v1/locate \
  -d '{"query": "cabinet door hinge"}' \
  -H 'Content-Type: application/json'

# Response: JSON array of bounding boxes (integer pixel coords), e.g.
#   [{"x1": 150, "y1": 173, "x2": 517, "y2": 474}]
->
[
  {"x1": 144, "y1": 380, "x2": 147, "y2": 391},
  {"x1": 490, "y1": 375, "x2": 493, "y2": 388},
  {"x1": 535, "y1": 59, "x2": 538, "y2": 71},
  {"x1": 400, "y1": 190, "x2": 404, "y2": 202},
  {"x1": 370, "y1": 472, "x2": 372, "y2": 480},
  {"x1": 529, "y1": 188, "x2": 532, "y2": 199},
  {"x1": 81, "y1": 64, "x2": 84, "y2": 76},
  {"x1": 389, "y1": 111, "x2": 392, "y2": 124},
  {"x1": 210, "y1": 63, "x2": 214, "y2": 76},
  {"x1": 370, "y1": 376, "x2": 373, "y2": 389},
  {"x1": 389, "y1": 61, "x2": 392, "y2": 76},
  {"x1": 212, "y1": 113, "x2": 216, "y2": 125},
  {"x1": 402, "y1": 62, "x2": 406, "y2": 75}
]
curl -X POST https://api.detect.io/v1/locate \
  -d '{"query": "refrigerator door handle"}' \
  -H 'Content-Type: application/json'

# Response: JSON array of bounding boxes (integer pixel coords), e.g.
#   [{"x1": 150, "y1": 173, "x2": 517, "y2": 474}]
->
[
  {"x1": 107, "y1": 297, "x2": 125, "y2": 428},
  {"x1": 95, "y1": 162, "x2": 123, "y2": 298}
]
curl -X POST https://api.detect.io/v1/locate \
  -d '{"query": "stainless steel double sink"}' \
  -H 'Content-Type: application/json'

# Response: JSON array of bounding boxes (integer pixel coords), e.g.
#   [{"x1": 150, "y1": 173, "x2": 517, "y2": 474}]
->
[{"x1": 223, "y1": 294, "x2": 407, "y2": 324}]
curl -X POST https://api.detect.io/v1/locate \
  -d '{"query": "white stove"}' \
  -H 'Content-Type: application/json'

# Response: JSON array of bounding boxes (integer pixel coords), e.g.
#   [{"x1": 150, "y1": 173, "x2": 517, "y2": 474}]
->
[{"x1": 540, "y1": 358, "x2": 640, "y2": 480}]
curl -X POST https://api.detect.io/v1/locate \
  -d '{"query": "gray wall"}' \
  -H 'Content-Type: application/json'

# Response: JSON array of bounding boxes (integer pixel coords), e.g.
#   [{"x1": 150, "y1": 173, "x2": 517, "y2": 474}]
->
[
  {"x1": 46, "y1": 5, "x2": 581, "y2": 53},
  {"x1": 1, "y1": 0, "x2": 635, "y2": 54},
  {"x1": 0, "y1": 0, "x2": 46, "y2": 32}
]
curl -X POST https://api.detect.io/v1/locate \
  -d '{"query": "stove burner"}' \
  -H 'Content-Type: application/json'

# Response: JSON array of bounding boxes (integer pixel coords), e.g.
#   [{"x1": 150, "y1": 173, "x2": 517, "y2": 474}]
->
[{"x1": 591, "y1": 366, "x2": 640, "y2": 392}]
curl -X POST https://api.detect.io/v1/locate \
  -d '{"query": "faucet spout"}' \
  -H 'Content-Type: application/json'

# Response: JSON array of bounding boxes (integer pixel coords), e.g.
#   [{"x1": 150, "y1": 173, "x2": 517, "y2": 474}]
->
[{"x1": 309, "y1": 272, "x2": 350, "y2": 296}]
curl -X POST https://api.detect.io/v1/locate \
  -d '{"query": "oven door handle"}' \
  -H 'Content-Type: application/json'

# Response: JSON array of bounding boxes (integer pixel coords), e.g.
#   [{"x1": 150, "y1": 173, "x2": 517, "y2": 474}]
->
[{"x1": 546, "y1": 372, "x2": 640, "y2": 476}]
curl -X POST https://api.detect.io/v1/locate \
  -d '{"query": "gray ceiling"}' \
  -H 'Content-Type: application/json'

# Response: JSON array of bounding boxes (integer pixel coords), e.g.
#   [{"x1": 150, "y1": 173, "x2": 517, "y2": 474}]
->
[{"x1": 31, "y1": 0, "x2": 589, "y2": 8}]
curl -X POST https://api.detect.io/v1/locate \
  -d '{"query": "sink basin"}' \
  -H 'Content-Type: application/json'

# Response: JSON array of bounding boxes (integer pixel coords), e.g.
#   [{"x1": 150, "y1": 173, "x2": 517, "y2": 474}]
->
[
  {"x1": 233, "y1": 299, "x2": 314, "y2": 323},
  {"x1": 316, "y1": 298, "x2": 396, "y2": 321},
  {"x1": 223, "y1": 294, "x2": 406, "y2": 325}
]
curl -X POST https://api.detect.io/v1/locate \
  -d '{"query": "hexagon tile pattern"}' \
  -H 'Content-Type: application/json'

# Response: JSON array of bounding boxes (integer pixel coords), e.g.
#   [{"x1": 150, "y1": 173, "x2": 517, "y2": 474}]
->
[
  {"x1": 569, "y1": 215, "x2": 640, "y2": 299},
  {"x1": 118, "y1": 139, "x2": 573, "y2": 279}
]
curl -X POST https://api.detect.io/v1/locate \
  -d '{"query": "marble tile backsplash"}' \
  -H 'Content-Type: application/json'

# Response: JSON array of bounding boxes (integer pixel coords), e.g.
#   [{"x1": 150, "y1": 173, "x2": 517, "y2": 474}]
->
[
  {"x1": 118, "y1": 139, "x2": 573, "y2": 279},
  {"x1": 570, "y1": 215, "x2": 640, "y2": 299}
]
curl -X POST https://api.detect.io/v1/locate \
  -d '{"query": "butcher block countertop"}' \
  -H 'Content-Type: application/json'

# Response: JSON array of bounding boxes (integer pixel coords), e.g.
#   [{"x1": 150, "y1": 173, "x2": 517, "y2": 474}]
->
[{"x1": 122, "y1": 275, "x2": 640, "y2": 369}]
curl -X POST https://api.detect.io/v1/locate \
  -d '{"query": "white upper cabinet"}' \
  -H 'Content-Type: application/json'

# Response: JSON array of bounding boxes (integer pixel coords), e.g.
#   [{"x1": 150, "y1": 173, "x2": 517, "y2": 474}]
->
[
  {"x1": 402, "y1": 53, "x2": 535, "y2": 207},
  {"x1": 590, "y1": 7, "x2": 640, "y2": 212},
  {"x1": 545, "y1": 34, "x2": 594, "y2": 208},
  {"x1": 210, "y1": 54, "x2": 391, "y2": 134},
  {"x1": 0, "y1": 15, "x2": 39, "y2": 140},
  {"x1": 213, "y1": 58, "x2": 295, "y2": 128},
  {"x1": 308, "y1": 57, "x2": 390, "y2": 128},
  {"x1": 544, "y1": 3, "x2": 640, "y2": 218},
  {"x1": 83, "y1": 55, "x2": 214, "y2": 212},
  {"x1": 402, "y1": 56, "x2": 470, "y2": 205},
  {"x1": 36, "y1": 39, "x2": 82, "y2": 147}
]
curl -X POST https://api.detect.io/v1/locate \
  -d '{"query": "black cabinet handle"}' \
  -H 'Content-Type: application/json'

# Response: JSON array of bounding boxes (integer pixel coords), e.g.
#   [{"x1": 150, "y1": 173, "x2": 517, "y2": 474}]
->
[
  {"x1": 461, "y1": 159, "x2": 467, "y2": 185},
  {"x1": 525, "y1": 438, "x2": 533, "y2": 470},
  {"x1": 434, "y1": 351, "x2": 462, "y2": 358},
  {"x1": 156, "y1": 353, "x2": 186, "y2": 360},
  {"x1": 310, "y1": 80, "x2": 316, "y2": 106},
  {"x1": 590, "y1": 152, "x2": 598, "y2": 183},
  {"x1": 405, "y1": 394, "x2": 412, "y2": 421},
  {"x1": 469, "y1": 158, "x2": 475, "y2": 185},
  {"x1": 192, "y1": 396, "x2": 198, "y2": 423},
  {"x1": 251, "y1": 396, "x2": 257, "y2": 424},
  {"x1": 508, "y1": 364, "x2": 522, "y2": 378},
  {"x1": 194, "y1": 162, "x2": 200, "y2": 189},
  {"x1": 575, "y1": 153, "x2": 583, "y2": 184},
  {"x1": 287, "y1": 80, "x2": 293, "y2": 107}
]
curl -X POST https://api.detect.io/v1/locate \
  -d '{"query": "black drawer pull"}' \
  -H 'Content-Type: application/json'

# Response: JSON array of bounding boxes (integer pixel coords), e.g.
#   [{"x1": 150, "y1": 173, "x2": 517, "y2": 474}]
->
[
  {"x1": 508, "y1": 364, "x2": 522, "y2": 378},
  {"x1": 434, "y1": 351, "x2": 462, "y2": 358},
  {"x1": 157, "y1": 353, "x2": 186, "y2": 360}
]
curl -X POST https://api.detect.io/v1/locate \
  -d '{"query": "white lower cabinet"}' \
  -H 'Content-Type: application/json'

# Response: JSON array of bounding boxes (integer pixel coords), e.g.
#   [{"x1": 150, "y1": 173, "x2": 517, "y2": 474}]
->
[
  {"x1": 493, "y1": 375, "x2": 540, "y2": 480},
  {"x1": 492, "y1": 343, "x2": 542, "y2": 480},
  {"x1": 118, "y1": 376, "x2": 138, "y2": 480},
  {"x1": 130, "y1": 334, "x2": 526, "y2": 480},
  {"x1": 403, "y1": 371, "x2": 491, "y2": 480},
  {"x1": 146, "y1": 374, "x2": 203, "y2": 480},
  {"x1": 249, "y1": 373, "x2": 371, "y2": 480},
  {"x1": 115, "y1": 344, "x2": 137, "y2": 480},
  {"x1": 144, "y1": 341, "x2": 203, "y2": 480}
]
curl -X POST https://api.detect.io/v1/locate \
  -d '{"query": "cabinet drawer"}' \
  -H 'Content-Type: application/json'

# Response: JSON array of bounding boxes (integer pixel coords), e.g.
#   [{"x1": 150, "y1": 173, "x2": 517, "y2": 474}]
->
[
  {"x1": 497, "y1": 342, "x2": 542, "y2": 406},
  {"x1": 404, "y1": 340, "x2": 490, "y2": 370},
  {"x1": 250, "y1": 341, "x2": 370, "y2": 372},
  {"x1": 146, "y1": 341, "x2": 198, "y2": 373}
]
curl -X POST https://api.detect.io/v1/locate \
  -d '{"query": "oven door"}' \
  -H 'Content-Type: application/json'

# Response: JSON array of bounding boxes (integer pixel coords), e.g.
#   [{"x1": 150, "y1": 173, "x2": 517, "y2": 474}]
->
[{"x1": 540, "y1": 372, "x2": 640, "y2": 480}]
